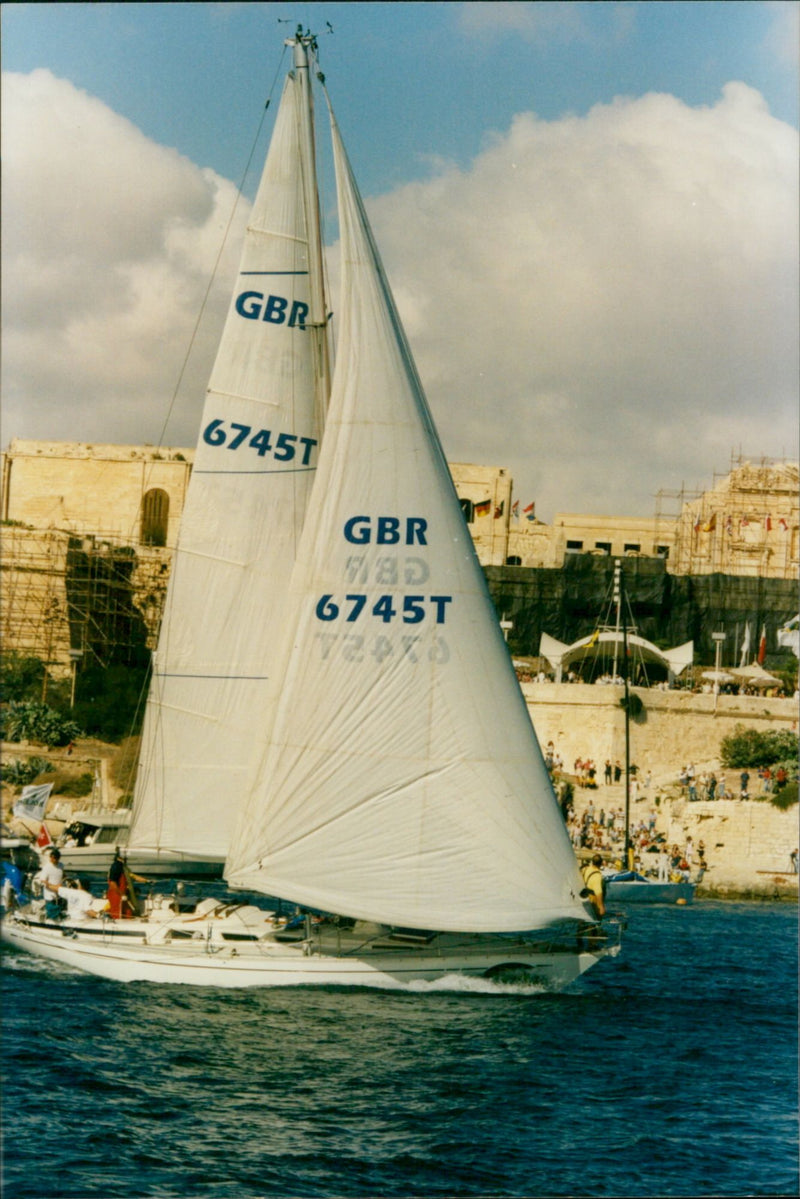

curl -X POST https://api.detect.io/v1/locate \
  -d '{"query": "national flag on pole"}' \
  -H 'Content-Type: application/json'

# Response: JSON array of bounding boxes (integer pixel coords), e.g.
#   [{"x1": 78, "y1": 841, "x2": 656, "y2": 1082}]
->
[
  {"x1": 494, "y1": 501, "x2": 504, "y2": 519},
  {"x1": 36, "y1": 823, "x2": 53, "y2": 850},
  {"x1": 702, "y1": 514, "x2": 716, "y2": 533},
  {"x1": 758, "y1": 625, "x2": 767, "y2": 665},
  {"x1": 522, "y1": 502, "x2": 534, "y2": 514},
  {"x1": 13, "y1": 783, "x2": 53, "y2": 823},
  {"x1": 739, "y1": 622, "x2": 751, "y2": 667},
  {"x1": 474, "y1": 499, "x2": 491, "y2": 517},
  {"x1": 511, "y1": 500, "x2": 519, "y2": 518},
  {"x1": 778, "y1": 516, "x2": 788, "y2": 532},
  {"x1": 693, "y1": 516, "x2": 702, "y2": 534},
  {"x1": 764, "y1": 514, "x2": 772, "y2": 532}
]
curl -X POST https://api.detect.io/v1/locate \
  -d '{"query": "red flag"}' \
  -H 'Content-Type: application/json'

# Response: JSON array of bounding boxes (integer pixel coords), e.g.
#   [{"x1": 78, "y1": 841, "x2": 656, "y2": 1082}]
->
[
  {"x1": 494, "y1": 501, "x2": 504, "y2": 519},
  {"x1": 474, "y1": 499, "x2": 491, "y2": 517},
  {"x1": 778, "y1": 517, "x2": 788, "y2": 532},
  {"x1": 511, "y1": 500, "x2": 519, "y2": 518},
  {"x1": 522, "y1": 502, "x2": 534, "y2": 514},
  {"x1": 758, "y1": 625, "x2": 767, "y2": 665},
  {"x1": 764, "y1": 514, "x2": 772, "y2": 531},
  {"x1": 36, "y1": 823, "x2": 53, "y2": 850}
]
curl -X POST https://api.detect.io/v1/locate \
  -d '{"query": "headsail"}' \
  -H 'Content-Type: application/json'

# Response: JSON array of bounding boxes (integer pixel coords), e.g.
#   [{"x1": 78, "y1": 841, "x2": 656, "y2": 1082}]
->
[
  {"x1": 225, "y1": 99, "x2": 587, "y2": 932},
  {"x1": 129, "y1": 70, "x2": 328, "y2": 861}
]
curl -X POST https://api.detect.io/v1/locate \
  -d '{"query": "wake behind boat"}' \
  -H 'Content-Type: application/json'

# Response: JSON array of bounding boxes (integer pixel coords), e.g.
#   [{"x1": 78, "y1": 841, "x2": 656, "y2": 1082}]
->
[{"x1": 2, "y1": 29, "x2": 622, "y2": 989}]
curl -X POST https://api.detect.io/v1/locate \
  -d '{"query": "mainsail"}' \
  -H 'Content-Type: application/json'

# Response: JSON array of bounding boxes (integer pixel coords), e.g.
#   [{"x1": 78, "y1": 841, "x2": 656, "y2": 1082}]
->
[
  {"x1": 129, "y1": 70, "x2": 328, "y2": 861},
  {"x1": 225, "y1": 101, "x2": 586, "y2": 932}
]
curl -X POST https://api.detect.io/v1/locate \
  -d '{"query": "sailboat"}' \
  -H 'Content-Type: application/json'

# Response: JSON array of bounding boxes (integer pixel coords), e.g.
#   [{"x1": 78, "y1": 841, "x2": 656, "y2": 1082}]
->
[
  {"x1": 2, "y1": 30, "x2": 622, "y2": 989},
  {"x1": 601, "y1": 562, "x2": 695, "y2": 905}
]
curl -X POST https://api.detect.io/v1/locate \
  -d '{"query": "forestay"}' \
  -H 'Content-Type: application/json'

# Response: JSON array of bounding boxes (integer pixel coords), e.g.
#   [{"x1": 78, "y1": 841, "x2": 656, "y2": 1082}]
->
[
  {"x1": 129, "y1": 73, "x2": 326, "y2": 861},
  {"x1": 226, "y1": 103, "x2": 586, "y2": 932}
]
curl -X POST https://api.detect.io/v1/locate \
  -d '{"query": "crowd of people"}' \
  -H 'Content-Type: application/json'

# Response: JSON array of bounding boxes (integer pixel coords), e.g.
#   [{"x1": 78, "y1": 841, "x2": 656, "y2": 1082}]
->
[{"x1": 1, "y1": 844, "x2": 146, "y2": 922}]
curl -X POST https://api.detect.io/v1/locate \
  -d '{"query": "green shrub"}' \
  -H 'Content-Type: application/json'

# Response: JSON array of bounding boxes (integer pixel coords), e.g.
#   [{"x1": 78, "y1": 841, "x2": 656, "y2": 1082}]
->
[
  {"x1": 57, "y1": 772, "x2": 95, "y2": 798},
  {"x1": 720, "y1": 725, "x2": 799, "y2": 769},
  {"x1": 0, "y1": 653, "x2": 46, "y2": 703},
  {"x1": 0, "y1": 756, "x2": 54, "y2": 786},
  {"x1": 771, "y1": 781, "x2": 798, "y2": 810},
  {"x1": 0, "y1": 701, "x2": 83, "y2": 748}
]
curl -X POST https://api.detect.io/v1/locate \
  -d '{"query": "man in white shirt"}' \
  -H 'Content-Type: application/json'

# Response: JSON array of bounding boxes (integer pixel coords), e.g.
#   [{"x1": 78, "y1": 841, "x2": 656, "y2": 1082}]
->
[
  {"x1": 55, "y1": 878, "x2": 98, "y2": 921},
  {"x1": 36, "y1": 849, "x2": 64, "y2": 920}
]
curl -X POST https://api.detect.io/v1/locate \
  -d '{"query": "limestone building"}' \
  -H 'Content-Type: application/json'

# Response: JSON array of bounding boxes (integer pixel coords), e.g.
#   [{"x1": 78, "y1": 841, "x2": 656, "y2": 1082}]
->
[{"x1": 1, "y1": 438, "x2": 796, "y2": 678}]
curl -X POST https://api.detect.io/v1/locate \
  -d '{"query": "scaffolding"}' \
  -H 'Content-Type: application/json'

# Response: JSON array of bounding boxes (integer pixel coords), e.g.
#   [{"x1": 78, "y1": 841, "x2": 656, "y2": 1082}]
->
[
  {"x1": 1, "y1": 525, "x2": 167, "y2": 684},
  {"x1": 660, "y1": 454, "x2": 798, "y2": 580}
]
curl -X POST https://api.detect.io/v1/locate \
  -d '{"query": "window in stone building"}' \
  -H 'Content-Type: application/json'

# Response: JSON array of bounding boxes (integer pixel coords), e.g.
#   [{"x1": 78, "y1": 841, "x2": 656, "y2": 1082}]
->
[
  {"x1": 624, "y1": 542, "x2": 641, "y2": 554},
  {"x1": 565, "y1": 540, "x2": 583, "y2": 553},
  {"x1": 594, "y1": 541, "x2": 612, "y2": 555},
  {"x1": 506, "y1": 555, "x2": 522, "y2": 566},
  {"x1": 142, "y1": 488, "x2": 169, "y2": 547},
  {"x1": 657, "y1": 545, "x2": 670, "y2": 558}
]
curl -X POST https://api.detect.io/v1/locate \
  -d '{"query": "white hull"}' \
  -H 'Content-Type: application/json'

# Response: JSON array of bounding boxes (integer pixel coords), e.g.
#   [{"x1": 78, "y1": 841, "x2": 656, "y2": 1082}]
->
[{"x1": 1, "y1": 912, "x2": 620, "y2": 991}]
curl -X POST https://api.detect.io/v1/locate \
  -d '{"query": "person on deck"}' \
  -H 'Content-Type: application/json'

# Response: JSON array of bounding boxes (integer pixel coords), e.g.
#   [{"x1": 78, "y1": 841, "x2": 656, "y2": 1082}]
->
[
  {"x1": 580, "y1": 853, "x2": 606, "y2": 918},
  {"x1": 36, "y1": 848, "x2": 64, "y2": 920},
  {"x1": 55, "y1": 878, "x2": 98, "y2": 921},
  {"x1": 107, "y1": 849, "x2": 146, "y2": 919}
]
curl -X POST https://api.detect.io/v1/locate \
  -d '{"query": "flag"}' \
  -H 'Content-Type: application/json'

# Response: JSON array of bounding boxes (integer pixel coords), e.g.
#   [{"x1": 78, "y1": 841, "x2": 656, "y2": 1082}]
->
[
  {"x1": 36, "y1": 823, "x2": 53, "y2": 850},
  {"x1": 740, "y1": 516, "x2": 749, "y2": 528},
  {"x1": 764, "y1": 514, "x2": 772, "y2": 532},
  {"x1": 758, "y1": 625, "x2": 767, "y2": 665},
  {"x1": 778, "y1": 517, "x2": 788, "y2": 532},
  {"x1": 702, "y1": 513, "x2": 716, "y2": 533},
  {"x1": 511, "y1": 500, "x2": 519, "y2": 518},
  {"x1": 725, "y1": 515, "x2": 733, "y2": 535},
  {"x1": 13, "y1": 782, "x2": 53, "y2": 823},
  {"x1": 693, "y1": 517, "x2": 702, "y2": 534},
  {"x1": 739, "y1": 622, "x2": 751, "y2": 667},
  {"x1": 494, "y1": 501, "x2": 504, "y2": 519},
  {"x1": 522, "y1": 502, "x2": 534, "y2": 514},
  {"x1": 474, "y1": 499, "x2": 491, "y2": 517}
]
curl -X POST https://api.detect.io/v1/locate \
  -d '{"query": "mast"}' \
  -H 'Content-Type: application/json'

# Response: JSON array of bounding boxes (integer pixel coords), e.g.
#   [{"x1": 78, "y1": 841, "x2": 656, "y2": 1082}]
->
[
  {"x1": 287, "y1": 27, "x2": 332, "y2": 429},
  {"x1": 615, "y1": 560, "x2": 632, "y2": 871}
]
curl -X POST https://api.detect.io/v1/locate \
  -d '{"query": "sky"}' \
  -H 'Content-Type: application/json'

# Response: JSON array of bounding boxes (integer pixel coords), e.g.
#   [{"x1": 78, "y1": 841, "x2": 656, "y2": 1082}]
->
[{"x1": 2, "y1": 1, "x2": 798, "y2": 521}]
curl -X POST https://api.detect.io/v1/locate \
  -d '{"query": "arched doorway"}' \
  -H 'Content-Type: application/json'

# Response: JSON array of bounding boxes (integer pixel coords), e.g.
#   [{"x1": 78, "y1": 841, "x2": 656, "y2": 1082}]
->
[{"x1": 141, "y1": 488, "x2": 169, "y2": 547}]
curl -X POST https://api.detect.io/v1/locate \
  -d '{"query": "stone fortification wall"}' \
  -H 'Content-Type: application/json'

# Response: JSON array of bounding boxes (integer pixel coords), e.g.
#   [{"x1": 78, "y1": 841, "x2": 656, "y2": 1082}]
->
[
  {"x1": 531, "y1": 684, "x2": 798, "y2": 896},
  {"x1": 521, "y1": 682, "x2": 797, "y2": 779}
]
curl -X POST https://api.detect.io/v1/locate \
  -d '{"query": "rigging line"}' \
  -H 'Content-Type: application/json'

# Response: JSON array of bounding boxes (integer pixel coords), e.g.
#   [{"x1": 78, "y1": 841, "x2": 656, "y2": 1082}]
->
[{"x1": 154, "y1": 42, "x2": 290, "y2": 454}]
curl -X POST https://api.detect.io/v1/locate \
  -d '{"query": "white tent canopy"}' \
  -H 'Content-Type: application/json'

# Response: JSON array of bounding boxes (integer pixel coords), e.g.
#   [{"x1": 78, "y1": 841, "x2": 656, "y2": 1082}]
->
[{"x1": 540, "y1": 630, "x2": 693, "y2": 684}]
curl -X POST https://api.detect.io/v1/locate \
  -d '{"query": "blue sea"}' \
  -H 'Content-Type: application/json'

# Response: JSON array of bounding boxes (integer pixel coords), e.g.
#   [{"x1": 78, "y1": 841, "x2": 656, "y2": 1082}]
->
[{"x1": 1, "y1": 899, "x2": 797, "y2": 1199}]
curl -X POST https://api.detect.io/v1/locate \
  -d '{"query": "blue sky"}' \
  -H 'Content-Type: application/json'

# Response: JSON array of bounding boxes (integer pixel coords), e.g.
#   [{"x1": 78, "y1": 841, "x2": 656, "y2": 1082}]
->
[
  {"x1": 2, "y1": 2, "x2": 798, "y2": 518},
  {"x1": 4, "y1": 2, "x2": 797, "y2": 192}
]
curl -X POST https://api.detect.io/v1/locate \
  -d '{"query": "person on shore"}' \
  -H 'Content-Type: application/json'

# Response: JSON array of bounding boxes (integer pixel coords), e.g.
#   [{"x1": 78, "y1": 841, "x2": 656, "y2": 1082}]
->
[
  {"x1": 580, "y1": 853, "x2": 606, "y2": 918},
  {"x1": 614, "y1": 761, "x2": 622, "y2": 783},
  {"x1": 791, "y1": 849, "x2": 798, "y2": 874},
  {"x1": 739, "y1": 770, "x2": 750, "y2": 800},
  {"x1": 604, "y1": 760, "x2": 612, "y2": 785}
]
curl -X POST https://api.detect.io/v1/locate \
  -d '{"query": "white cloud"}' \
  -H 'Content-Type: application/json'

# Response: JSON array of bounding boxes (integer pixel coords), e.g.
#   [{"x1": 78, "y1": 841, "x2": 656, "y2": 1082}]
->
[
  {"x1": 2, "y1": 69, "x2": 797, "y2": 521},
  {"x1": 1, "y1": 69, "x2": 247, "y2": 448},
  {"x1": 367, "y1": 82, "x2": 798, "y2": 516}
]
